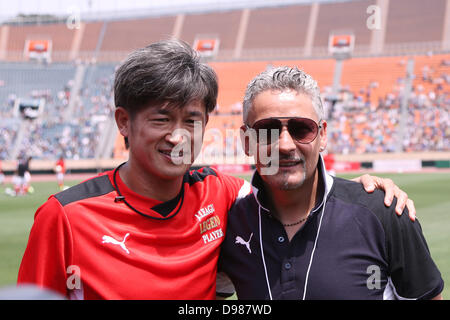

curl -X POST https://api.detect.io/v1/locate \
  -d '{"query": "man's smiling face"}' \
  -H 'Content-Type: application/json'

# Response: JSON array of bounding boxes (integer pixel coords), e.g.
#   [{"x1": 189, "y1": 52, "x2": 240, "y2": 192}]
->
[
  {"x1": 125, "y1": 100, "x2": 208, "y2": 182},
  {"x1": 246, "y1": 89, "x2": 327, "y2": 190}
]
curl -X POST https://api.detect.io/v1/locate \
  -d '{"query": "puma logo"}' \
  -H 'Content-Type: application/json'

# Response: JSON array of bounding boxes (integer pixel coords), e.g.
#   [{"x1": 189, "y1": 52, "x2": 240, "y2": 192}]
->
[
  {"x1": 235, "y1": 233, "x2": 253, "y2": 254},
  {"x1": 102, "y1": 233, "x2": 130, "y2": 254}
]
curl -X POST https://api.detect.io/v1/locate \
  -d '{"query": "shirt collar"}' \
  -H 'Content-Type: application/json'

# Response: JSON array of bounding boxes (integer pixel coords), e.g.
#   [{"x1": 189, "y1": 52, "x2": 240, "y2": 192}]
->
[
  {"x1": 108, "y1": 167, "x2": 187, "y2": 219},
  {"x1": 250, "y1": 154, "x2": 334, "y2": 212}
]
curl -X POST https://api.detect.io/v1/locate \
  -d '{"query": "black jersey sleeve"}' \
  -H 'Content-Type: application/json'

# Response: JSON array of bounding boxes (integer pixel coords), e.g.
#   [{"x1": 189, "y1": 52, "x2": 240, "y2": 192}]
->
[
  {"x1": 379, "y1": 202, "x2": 444, "y2": 299},
  {"x1": 215, "y1": 271, "x2": 236, "y2": 298}
]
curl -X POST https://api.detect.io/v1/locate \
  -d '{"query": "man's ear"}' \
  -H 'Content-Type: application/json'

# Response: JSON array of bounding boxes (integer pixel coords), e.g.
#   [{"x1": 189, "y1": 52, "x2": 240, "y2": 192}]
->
[
  {"x1": 319, "y1": 120, "x2": 327, "y2": 152},
  {"x1": 115, "y1": 107, "x2": 130, "y2": 140}
]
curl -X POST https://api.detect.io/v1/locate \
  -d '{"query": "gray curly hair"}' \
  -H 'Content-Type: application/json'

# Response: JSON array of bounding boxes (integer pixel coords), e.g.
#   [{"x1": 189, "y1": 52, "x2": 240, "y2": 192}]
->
[{"x1": 242, "y1": 66, "x2": 324, "y2": 124}]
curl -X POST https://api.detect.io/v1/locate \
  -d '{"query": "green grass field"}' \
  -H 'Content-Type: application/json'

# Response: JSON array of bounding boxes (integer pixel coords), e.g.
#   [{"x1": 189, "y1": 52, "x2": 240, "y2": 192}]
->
[{"x1": 0, "y1": 172, "x2": 449, "y2": 299}]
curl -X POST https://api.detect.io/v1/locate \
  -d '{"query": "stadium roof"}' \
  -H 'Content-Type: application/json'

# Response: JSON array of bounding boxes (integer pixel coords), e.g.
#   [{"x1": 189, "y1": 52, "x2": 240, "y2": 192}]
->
[{"x1": 1, "y1": 0, "x2": 363, "y2": 24}]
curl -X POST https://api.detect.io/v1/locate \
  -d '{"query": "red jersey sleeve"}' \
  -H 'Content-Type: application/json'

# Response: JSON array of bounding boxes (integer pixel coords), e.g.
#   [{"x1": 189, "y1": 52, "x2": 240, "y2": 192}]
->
[
  {"x1": 213, "y1": 169, "x2": 252, "y2": 211},
  {"x1": 17, "y1": 196, "x2": 73, "y2": 297}
]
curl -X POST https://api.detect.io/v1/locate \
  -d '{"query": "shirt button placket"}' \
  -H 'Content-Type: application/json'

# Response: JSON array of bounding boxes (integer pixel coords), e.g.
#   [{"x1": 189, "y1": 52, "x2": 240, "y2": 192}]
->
[{"x1": 280, "y1": 258, "x2": 296, "y2": 298}]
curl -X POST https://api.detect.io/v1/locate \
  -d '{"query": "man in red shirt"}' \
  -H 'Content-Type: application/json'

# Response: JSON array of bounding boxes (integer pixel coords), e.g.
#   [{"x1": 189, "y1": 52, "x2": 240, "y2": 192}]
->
[
  {"x1": 17, "y1": 40, "x2": 415, "y2": 300},
  {"x1": 54, "y1": 156, "x2": 66, "y2": 190}
]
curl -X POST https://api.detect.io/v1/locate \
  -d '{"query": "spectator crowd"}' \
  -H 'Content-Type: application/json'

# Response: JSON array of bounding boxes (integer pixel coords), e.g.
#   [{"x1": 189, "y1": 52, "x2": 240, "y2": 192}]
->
[{"x1": 0, "y1": 60, "x2": 449, "y2": 162}]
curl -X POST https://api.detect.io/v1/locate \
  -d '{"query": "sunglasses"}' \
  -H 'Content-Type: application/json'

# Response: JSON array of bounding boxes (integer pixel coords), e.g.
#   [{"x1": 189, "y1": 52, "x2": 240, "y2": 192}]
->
[{"x1": 247, "y1": 117, "x2": 322, "y2": 145}]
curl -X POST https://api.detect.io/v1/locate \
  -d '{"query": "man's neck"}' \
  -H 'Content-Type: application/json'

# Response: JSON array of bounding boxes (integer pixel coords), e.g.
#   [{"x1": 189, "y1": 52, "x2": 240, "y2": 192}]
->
[
  {"x1": 266, "y1": 169, "x2": 319, "y2": 216},
  {"x1": 264, "y1": 168, "x2": 322, "y2": 241},
  {"x1": 119, "y1": 161, "x2": 184, "y2": 202}
]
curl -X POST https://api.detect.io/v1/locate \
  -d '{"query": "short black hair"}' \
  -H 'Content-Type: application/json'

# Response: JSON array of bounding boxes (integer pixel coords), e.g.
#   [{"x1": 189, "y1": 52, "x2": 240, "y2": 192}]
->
[{"x1": 114, "y1": 39, "x2": 218, "y2": 117}]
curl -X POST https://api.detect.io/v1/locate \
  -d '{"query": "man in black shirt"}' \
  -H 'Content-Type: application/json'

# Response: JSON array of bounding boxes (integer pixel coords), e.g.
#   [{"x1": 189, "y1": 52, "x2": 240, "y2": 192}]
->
[{"x1": 218, "y1": 67, "x2": 443, "y2": 300}]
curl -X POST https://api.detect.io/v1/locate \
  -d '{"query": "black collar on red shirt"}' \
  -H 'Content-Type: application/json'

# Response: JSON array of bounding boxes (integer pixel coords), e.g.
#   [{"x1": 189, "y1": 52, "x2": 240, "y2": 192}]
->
[
  {"x1": 113, "y1": 162, "x2": 185, "y2": 220},
  {"x1": 113, "y1": 163, "x2": 218, "y2": 220}
]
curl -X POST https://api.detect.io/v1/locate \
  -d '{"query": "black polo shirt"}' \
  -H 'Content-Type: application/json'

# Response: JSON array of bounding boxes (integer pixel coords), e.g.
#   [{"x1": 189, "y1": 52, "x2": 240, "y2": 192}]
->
[{"x1": 218, "y1": 157, "x2": 443, "y2": 300}]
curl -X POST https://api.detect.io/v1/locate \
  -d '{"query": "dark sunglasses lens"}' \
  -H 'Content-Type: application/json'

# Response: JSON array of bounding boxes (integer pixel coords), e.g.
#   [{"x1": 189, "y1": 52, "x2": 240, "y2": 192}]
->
[
  {"x1": 288, "y1": 118, "x2": 318, "y2": 143},
  {"x1": 252, "y1": 119, "x2": 281, "y2": 144}
]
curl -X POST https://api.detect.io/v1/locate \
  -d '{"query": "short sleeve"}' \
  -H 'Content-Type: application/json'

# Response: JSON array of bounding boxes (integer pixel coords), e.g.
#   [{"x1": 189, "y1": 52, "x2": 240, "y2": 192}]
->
[
  {"x1": 216, "y1": 272, "x2": 236, "y2": 298},
  {"x1": 383, "y1": 207, "x2": 444, "y2": 299},
  {"x1": 215, "y1": 170, "x2": 252, "y2": 211},
  {"x1": 17, "y1": 196, "x2": 73, "y2": 297}
]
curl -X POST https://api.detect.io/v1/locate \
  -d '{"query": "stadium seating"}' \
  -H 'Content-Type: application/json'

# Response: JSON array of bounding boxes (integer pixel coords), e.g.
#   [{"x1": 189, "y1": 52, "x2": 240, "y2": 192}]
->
[
  {"x1": 180, "y1": 10, "x2": 242, "y2": 60},
  {"x1": 0, "y1": 0, "x2": 448, "y2": 61},
  {"x1": 78, "y1": 22, "x2": 103, "y2": 57},
  {"x1": 243, "y1": 4, "x2": 310, "y2": 50},
  {"x1": 99, "y1": 17, "x2": 177, "y2": 62},
  {"x1": 340, "y1": 56, "x2": 405, "y2": 104},
  {"x1": 0, "y1": 62, "x2": 111, "y2": 160},
  {"x1": 313, "y1": 0, "x2": 373, "y2": 49},
  {"x1": 0, "y1": 0, "x2": 448, "y2": 161},
  {"x1": 79, "y1": 63, "x2": 115, "y2": 115},
  {"x1": 0, "y1": 118, "x2": 19, "y2": 159},
  {"x1": 385, "y1": 0, "x2": 446, "y2": 44},
  {"x1": 0, "y1": 62, "x2": 76, "y2": 103},
  {"x1": 211, "y1": 58, "x2": 335, "y2": 114},
  {"x1": 2, "y1": 51, "x2": 448, "y2": 161}
]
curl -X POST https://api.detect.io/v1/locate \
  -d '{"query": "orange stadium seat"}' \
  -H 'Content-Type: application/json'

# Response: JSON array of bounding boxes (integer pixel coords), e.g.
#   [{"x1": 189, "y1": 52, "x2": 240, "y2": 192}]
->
[
  {"x1": 1, "y1": 0, "x2": 448, "y2": 161},
  {"x1": 6, "y1": 23, "x2": 75, "y2": 61},
  {"x1": 385, "y1": 0, "x2": 446, "y2": 44},
  {"x1": 210, "y1": 59, "x2": 335, "y2": 114},
  {"x1": 107, "y1": 51, "x2": 450, "y2": 158},
  {"x1": 243, "y1": 5, "x2": 310, "y2": 50},
  {"x1": 340, "y1": 56, "x2": 406, "y2": 104},
  {"x1": 78, "y1": 22, "x2": 103, "y2": 57},
  {"x1": 180, "y1": 10, "x2": 242, "y2": 60},
  {"x1": 313, "y1": 0, "x2": 373, "y2": 49}
]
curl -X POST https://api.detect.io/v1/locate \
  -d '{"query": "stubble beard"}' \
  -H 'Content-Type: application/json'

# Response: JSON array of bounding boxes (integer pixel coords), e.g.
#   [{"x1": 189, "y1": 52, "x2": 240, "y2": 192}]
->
[
  {"x1": 278, "y1": 153, "x2": 307, "y2": 190},
  {"x1": 262, "y1": 160, "x2": 307, "y2": 191},
  {"x1": 279, "y1": 163, "x2": 307, "y2": 190}
]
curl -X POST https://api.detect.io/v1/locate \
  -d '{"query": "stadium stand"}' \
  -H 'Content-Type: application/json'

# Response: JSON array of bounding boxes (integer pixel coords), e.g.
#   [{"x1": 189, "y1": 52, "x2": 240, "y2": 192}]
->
[
  {"x1": 211, "y1": 61, "x2": 271, "y2": 113},
  {"x1": 385, "y1": 0, "x2": 446, "y2": 45},
  {"x1": 0, "y1": 0, "x2": 448, "y2": 170},
  {"x1": 211, "y1": 58, "x2": 335, "y2": 114},
  {"x1": 79, "y1": 63, "x2": 115, "y2": 116},
  {"x1": 243, "y1": 4, "x2": 311, "y2": 51},
  {"x1": 0, "y1": 119, "x2": 19, "y2": 160},
  {"x1": 78, "y1": 21, "x2": 103, "y2": 58},
  {"x1": 313, "y1": 0, "x2": 373, "y2": 50},
  {"x1": 339, "y1": 56, "x2": 405, "y2": 104},
  {"x1": 0, "y1": 62, "x2": 75, "y2": 101},
  {"x1": 0, "y1": 61, "x2": 111, "y2": 160},
  {"x1": 180, "y1": 10, "x2": 242, "y2": 60},
  {"x1": 100, "y1": 16, "x2": 177, "y2": 61},
  {"x1": 6, "y1": 23, "x2": 75, "y2": 61},
  {"x1": 327, "y1": 53, "x2": 450, "y2": 154}
]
